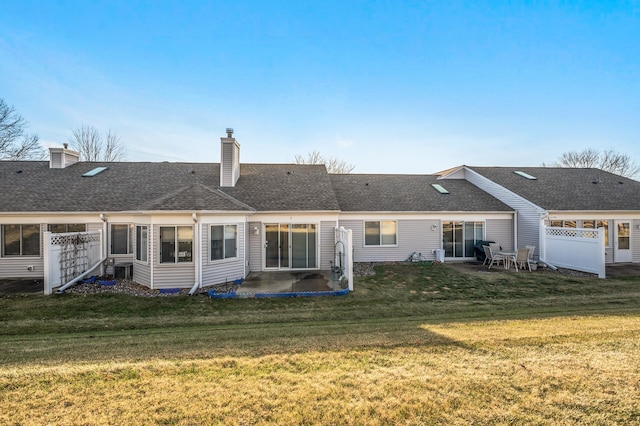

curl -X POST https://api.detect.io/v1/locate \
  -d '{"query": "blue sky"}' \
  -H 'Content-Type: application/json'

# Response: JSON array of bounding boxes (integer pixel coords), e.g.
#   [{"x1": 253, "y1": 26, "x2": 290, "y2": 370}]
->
[{"x1": 1, "y1": 1, "x2": 639, "y2": 173}]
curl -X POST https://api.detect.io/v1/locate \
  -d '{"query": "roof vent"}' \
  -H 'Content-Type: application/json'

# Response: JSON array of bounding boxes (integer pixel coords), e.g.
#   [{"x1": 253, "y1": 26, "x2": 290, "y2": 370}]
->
[
  {"x1": 226, "y1": 128, "x2": 234, "y2": 138},
  {"x1": 432, "y1": 183, "x2": 450, "y2": 194},
  {"x1": 514, "y1": 171, "x2": 537, "y2": 180}
]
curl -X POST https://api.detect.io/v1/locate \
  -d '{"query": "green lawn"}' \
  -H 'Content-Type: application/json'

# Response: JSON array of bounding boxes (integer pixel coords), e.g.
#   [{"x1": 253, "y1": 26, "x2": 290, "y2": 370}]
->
[{"x1": 1, "y1": 263, "x2": 640, "y2": 424}]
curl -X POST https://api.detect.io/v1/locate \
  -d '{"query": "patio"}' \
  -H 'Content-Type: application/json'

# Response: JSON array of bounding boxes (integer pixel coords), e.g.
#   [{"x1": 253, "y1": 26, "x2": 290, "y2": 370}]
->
[
  {"x1": 445, "y1": 261, "x2": 640, "y2": 278},
  {"x1": 235, "y1": 270, "x2": 347, "y2": 296}
]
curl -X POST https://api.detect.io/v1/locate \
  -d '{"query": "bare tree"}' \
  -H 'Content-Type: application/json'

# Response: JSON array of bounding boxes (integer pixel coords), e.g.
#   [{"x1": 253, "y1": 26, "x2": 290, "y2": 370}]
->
[
  {"x1": 69, "y1": 125, "x2": 126, "y2": 161},
  {"x1": 546, "y1": 148, "x2": 639, "y2": 178},
  {"x1": 294, "y1": 150, "x2": 355, "y2": 174},
  {"x1": 0, "y1": 98, "x2": 45, "y2": 160}
]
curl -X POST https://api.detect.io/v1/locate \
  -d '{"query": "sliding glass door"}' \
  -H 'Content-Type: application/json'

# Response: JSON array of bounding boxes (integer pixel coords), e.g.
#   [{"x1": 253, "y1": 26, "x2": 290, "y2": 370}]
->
[
  {"x1": 265, "y1": 223, "x2": 317, "y2": 269},
  {"x1": 265, "y1": 224, "x2": 289, "y2": 268},
  {"x1": 443, "y1": 221, "x2": 484, "y2": 258}
]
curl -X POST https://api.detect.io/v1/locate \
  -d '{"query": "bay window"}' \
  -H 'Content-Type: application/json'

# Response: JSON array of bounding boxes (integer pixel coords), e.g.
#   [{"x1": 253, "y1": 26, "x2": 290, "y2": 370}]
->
[
  {"x1": 136, "y1": 225, "x2": 148, "y2": 262},
  {"x1": 160, "y1": 226, "x2": 192, "y2": 263}
]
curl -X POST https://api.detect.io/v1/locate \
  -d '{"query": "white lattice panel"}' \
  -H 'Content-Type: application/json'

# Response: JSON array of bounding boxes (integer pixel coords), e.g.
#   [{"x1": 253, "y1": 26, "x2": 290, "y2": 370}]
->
[
  {"x1": 546, "y1": 227, "x2": 599, "y2": 239},
  {"x1": 44, "y1": 231, "x2": 103, "y2": 294}
]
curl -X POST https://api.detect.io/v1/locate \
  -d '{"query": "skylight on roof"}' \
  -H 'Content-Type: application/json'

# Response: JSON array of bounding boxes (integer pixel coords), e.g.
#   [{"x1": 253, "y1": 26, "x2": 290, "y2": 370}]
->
[
  {"x1": 82, "y1": 166, "x2": 108, "y2": 177},
  {"x1": 514, "y1": 171, "x2": 537, "y2": 180},
  {"x1": 431, "y1": 183, "x2": 450, "y2": 194}
]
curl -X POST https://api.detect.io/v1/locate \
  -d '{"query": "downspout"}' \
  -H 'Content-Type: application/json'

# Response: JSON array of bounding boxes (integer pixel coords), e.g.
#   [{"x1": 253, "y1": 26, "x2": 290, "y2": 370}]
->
[
  {"x1": 57, "y1": 256, "x2": 107, "y2": 293},
  {"x1": 244, "y1": 220, "x2": 249, "y2": 278},
  {"x1": 188, "y1": 213, "x2": 201, "y2": 295},
  {"x1": 513, "y1": 210, "x2": 518, "y2": 252},
  {"x1": 100, "y1": 213, "x2": 108, "y2": 276}
]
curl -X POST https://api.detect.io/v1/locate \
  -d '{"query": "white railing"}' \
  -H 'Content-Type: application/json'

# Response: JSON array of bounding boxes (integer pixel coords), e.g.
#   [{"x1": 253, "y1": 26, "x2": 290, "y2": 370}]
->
[
  {"x1": 335, "y1": 226, "x2": 354, "y2": 291},
  {"x1": 542, "y1": 226, "x2": 605, "y2": 278},
  {"x1": 43, "y1": 230, "x2": 104, "y2": 294}
]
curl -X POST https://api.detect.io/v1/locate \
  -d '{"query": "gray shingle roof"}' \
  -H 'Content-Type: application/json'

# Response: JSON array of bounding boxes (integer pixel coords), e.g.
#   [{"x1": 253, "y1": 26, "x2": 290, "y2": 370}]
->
[
  {"x1": 0, "y1": 161, "x2": 339, "y2": 213},
  {"x1": 225, "y1": 164, "x2": 341, "y2": 211},
  {"x1": 468, "y1": 166, "x2": 640, "y2": 211},
  {"x1": 329, "y1": 174, "x2": 512, "y2": 212}
]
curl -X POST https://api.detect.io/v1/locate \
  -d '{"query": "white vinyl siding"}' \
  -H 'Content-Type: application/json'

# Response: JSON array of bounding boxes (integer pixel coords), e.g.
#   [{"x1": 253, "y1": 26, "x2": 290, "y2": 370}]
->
[
  {"x1": 463, "y1": 169, "x2": 540, "y2": 254},
  {"x1": 486, "y1": 219, "x2": 514, "y2": 252},
  {"x1": 134, "y1": 261, "x2": 151, "y2": 286},
  {"x1": 320, "y1": 221, "x2": 336, "y2": 270},
  {"x1": 248, "y1": 222, "x2": 262, "y2": 272},
  {"x1": 201, "y1": 224, "x2": 245, "y2": 286},
  {"x1": 341, "y1": 219, "x2": 440, "y2": 262},
  {"x1": 87, "y1": 223, "x2": 103, "y2": 232},
  {"x1": 0, "y1": 257, "x2": 44, "y2": 278}
]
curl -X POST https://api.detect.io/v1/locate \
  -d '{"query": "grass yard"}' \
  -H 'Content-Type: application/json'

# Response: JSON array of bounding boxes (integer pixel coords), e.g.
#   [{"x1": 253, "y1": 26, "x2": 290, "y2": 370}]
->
[{"x1": 1, "y1": 263, "x2": 640, "y2": 425}]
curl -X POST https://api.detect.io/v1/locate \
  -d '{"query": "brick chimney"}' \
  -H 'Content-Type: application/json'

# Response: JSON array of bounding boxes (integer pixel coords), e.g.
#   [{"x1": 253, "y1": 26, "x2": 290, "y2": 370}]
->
[
  {"x1": 49, "y1": 144, "x2": 80, "y2": 169},
  {"x1": 220, "y1": 128, "x2": 240, "y2": 187}
]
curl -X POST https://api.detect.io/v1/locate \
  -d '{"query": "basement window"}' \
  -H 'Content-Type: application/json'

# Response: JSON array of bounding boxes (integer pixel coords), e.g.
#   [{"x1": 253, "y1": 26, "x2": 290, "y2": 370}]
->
[{"x1": 514, "y1": 171, "x2": 537, "y2": 180}]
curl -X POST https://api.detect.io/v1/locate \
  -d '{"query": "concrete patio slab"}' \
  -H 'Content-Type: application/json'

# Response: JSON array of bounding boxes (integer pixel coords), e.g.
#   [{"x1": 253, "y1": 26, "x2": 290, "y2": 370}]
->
[{"x1": 238, "y1": 270, "x2": 344, "y2": 295}]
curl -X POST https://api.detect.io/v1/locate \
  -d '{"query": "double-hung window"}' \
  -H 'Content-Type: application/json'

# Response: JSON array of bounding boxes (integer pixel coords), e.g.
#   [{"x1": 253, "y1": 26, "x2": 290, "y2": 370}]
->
[
  {"x1": 111, "y1": 224, "x2": 132, "y2": 254},
  {"x1": 2, "y1": 224, "x2": 40, "y2": 257},
  {"x1": 211, "y1": 225, "x2": 237, "y2": 261},
  {"x1": 160, "y1": 226, "x2": 193, "y2": 263},
  {"x1": 136, "y1": 226, "x2": 148, "y2": 262},
  {"x1": 364, "y1": 221, "x2": 397, "y2": 246}
]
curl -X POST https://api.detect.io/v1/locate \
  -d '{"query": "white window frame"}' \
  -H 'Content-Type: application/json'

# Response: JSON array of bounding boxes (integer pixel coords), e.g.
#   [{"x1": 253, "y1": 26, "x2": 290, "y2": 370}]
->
[
  {"x1": 583, "y1": 219, "x2": 611, "y2": 247},
  {"x1": 159, "y1": 225, "x2": 193, "y2": 264},
  {"x1": 135, "y1": 225, "x2": 149, "y2": 263},
  {"x1": 363, "y1": 220, "x2": 397, "y2": 247},
  {"x1": 110, "y1": 224, "x2": 133, "y2": 255},
  {"x1": 1, "y1": 224, "x2": 41, "y2": 257},
  {"x1": 210, "y1": 224, "x2": 238, "y2": 262},
  {"x1": 47, "y1": 224, "x2": 87, "y2": 233},
  {"x1": 442, "y1": 220, "x2": 485, "y2": 258}
]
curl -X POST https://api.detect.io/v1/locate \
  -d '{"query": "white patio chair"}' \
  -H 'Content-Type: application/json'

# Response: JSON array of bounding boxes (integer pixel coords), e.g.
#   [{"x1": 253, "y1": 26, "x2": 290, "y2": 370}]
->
[
  {"x1": 482, "y1": 245, "x2": 491, "y2": 266},
  {"x1": 484, "y1": 246, "x2": 506, "y2": 269},
  {"x1": 515, "y1": 248, "x2": 532, "y2": 272},
  {"x1": 525, "y1": 245, "x2": 536, "y2": 261}
]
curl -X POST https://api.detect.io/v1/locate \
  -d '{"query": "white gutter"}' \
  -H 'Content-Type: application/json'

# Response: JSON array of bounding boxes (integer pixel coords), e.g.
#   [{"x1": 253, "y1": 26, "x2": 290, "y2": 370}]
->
[
  {"x1": 57, "y1": 256, "x2": 108, "y2": 293},
  {"x1": 188, "y1": 213, "x2": 201, "y2": 295}
]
